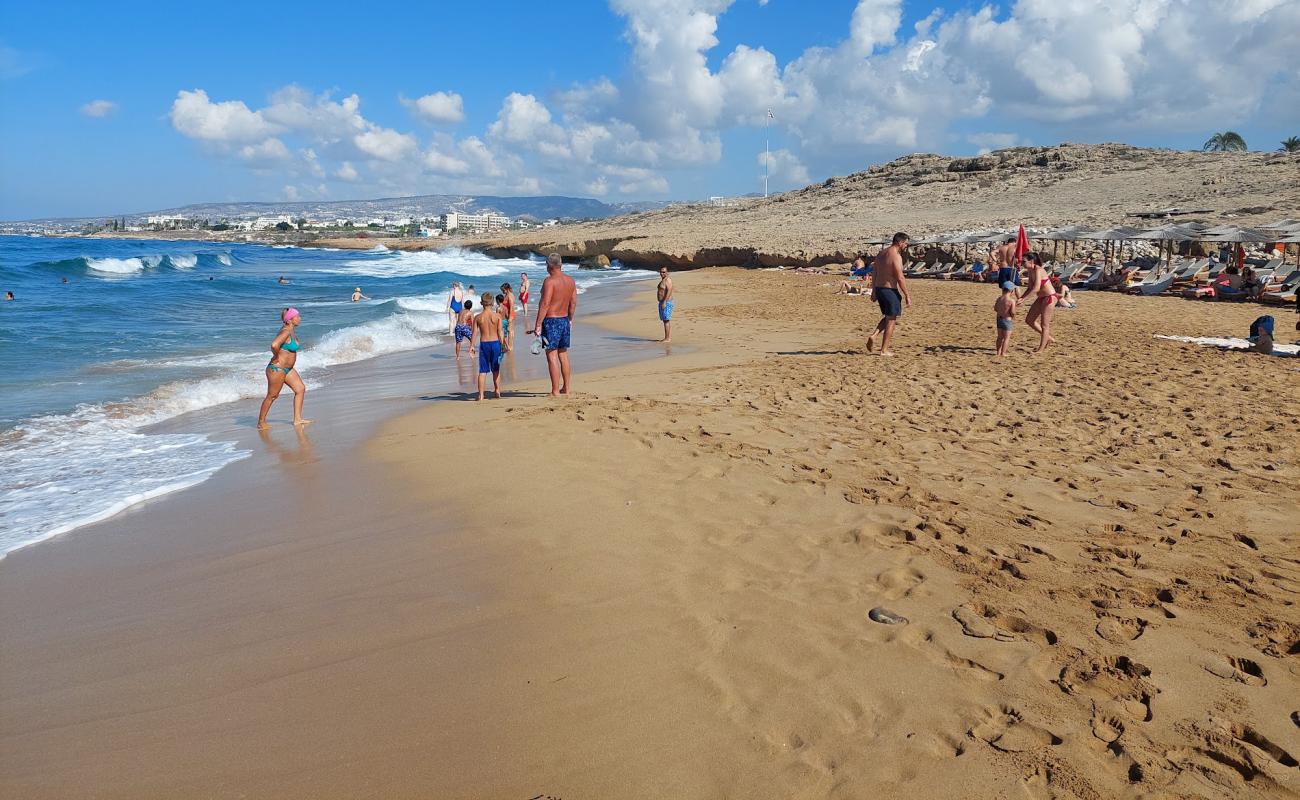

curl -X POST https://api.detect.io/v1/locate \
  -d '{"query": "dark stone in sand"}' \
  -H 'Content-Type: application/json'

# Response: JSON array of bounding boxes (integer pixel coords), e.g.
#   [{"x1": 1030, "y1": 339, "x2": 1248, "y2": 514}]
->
[{"x1": 869, "y1": 607, "x2": 908, "y2": 625}]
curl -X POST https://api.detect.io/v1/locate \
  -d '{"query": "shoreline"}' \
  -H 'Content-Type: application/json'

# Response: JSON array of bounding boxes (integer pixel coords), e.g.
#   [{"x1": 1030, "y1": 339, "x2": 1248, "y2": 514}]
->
[
  {"x1": 2, "y1": 270, "x2": 1298, "y2": 797},
  {"x1": 0, "y1": 272, "x2": 654, "y2": 561}
]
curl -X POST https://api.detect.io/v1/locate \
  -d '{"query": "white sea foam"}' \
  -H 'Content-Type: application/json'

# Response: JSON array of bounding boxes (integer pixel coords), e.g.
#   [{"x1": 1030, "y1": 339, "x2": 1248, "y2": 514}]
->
[
  {"x1": 394, "y1": 292, "x2": 448, "y2": 312},
  {"x1": 314, "y1": 247, "x2": 529, "y2": 279},
  {"x1": 217, "y1": 252, "x2": 233, "y2": 266},
  {"x1": 170, "y1": 253, "x2": 198, "y2": 269},
  {"x1": 86, "y1": 256, "x2": 145, "y2": 274},
  {"x1": 0, "y1": 300, "x2": 453, "y2": 557}
]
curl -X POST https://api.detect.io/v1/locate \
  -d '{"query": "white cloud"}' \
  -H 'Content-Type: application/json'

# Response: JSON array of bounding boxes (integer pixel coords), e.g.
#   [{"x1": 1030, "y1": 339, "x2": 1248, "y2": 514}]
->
[
  {"x1": 354, "y1": 127, "x2": 418, "y2": 161},
  {"x1": 758, "y1": 147, "x2": 809, "y2": 187},
  {"x1": 162, "y1": 1, "x2": 1300, "y2": 202},
  {"x1": 336, "y1": 161, "x2": 360, "y2": 182},
  {"x1": 80, "y1": 99, "x2": 117, "y2": 118},
  {"x1": 849, "y1": 0, "x2": 901, "y2": 54},
  {"x1": 237, "y1": 137, "x2": 291, "y2": 165},
  {"x1": 282, "y1": 185, "x2": 300, "y2": 201},
  {"x1": 170, "y1": 89, "x2": 279, "y2": 143},
  {"x1": 403, "y1": 91, "x2": 465, "y2": 124}
]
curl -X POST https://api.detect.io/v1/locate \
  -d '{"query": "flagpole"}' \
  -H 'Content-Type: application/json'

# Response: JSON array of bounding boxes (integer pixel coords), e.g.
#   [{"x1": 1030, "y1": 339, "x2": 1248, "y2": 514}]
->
[{"x1": 764, "y1": 108, "x2": 771, "y2": 199}]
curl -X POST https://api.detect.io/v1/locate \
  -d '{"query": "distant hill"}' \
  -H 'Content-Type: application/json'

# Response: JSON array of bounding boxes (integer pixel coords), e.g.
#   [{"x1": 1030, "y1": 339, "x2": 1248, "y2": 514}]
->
[
  {"x1": 3, "y1": 194, "x2": 672, "y2": 229},
  {"x1": 470, "y1": 143, "x2": 1300, "y2": 269}
]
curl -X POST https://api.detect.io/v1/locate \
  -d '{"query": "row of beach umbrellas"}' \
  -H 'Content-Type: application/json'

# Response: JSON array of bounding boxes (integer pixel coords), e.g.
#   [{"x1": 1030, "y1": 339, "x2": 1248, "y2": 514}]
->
[{"x1": 892, "y1": 219, "x2": 1300, "y2": 270}]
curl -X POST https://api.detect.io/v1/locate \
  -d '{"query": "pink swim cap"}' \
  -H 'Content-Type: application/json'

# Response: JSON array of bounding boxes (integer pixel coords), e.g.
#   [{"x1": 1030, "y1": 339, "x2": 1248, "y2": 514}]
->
[{"x1": 282, "y1": 307, "x2": 300, "y2": 323}]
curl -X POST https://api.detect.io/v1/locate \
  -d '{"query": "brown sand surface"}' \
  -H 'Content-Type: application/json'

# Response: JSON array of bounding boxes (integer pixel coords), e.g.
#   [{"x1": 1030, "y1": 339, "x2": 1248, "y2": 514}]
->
[
  {"x1": 3, "y1": 269, "x2": 1298, "y2": 798},
  {"x1": 371, "y1": 271, "x2": 1300, "y2": 798}
]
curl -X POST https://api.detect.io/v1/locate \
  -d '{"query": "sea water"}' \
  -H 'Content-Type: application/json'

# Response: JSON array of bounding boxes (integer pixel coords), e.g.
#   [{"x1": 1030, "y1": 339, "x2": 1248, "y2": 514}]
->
[{"x1": 0, "y1": 236, "x2": 641, "y2": 556}]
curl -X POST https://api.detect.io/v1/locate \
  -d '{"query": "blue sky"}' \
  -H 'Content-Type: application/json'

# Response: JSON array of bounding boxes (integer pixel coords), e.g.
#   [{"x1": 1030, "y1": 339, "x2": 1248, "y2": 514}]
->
[{"x1": 2, "y1": 0, "x2": 1297, "y2": 219}]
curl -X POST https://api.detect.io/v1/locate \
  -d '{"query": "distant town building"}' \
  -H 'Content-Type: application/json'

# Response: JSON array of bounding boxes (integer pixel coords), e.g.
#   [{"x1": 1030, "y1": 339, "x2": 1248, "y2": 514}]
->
[
  {"x1": 146, "y1": 214, "x2": 196, "y2": 228},
  {"x1": 252, "y1": 215, "x2": 294, "y2": 230},
  {"x1": 439, "y1": 212, "x2": 511, "y2": 234}
]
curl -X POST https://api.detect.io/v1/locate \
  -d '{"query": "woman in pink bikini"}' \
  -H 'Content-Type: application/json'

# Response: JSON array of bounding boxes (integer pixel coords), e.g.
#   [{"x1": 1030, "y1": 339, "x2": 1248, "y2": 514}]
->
[{"x1": 1018, "y1": 254, "x2": 1056, "y2": 353}]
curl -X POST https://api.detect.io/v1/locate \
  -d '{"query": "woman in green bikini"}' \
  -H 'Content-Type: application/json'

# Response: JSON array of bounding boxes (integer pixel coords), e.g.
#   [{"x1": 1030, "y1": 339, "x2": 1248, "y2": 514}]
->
[{"x1": 257, "y1": 307, "x2": 311, "y2": 429}]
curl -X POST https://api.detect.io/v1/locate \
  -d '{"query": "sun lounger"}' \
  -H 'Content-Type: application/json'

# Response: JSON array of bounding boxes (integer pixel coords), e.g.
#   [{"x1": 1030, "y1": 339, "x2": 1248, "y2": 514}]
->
[{"x1": 1130, "y1": 271, "x2": 1179, "y2": 295}]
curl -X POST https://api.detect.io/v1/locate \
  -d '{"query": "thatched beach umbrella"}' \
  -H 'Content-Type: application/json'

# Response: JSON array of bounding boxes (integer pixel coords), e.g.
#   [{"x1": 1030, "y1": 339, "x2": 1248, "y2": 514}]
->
[
  {"x1": 1131, "y1": 223, "x2": 1202, "y2": 270},
  {"x1": 1079, "y1": 226, "x2": 1143, "y2": 269},
  {"x1": 1278, "y1": 232, "x2": 1300, "y2": 269},
  {"x1": 1202, "y1": 227, "x2": 1279, "y2": 270}
]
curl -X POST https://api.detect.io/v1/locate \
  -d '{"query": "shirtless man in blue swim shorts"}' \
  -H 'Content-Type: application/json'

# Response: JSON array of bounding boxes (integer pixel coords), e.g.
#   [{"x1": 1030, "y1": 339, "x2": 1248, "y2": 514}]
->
[
  {"x1": 867, "y1": 232, "x2": 912, "y2": 357},
  {"x1": 657, "y1": 266, "x2": 674, "y2": 343},
  {"x1": 531, "y1": 253, "x2": 577, "y2": 396}
]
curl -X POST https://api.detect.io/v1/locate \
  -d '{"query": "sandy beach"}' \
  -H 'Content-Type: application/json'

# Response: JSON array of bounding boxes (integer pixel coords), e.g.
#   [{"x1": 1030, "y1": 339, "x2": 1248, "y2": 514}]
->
[{"x1": 2, "y1": 269, "x2": 1298, "y2": 798}]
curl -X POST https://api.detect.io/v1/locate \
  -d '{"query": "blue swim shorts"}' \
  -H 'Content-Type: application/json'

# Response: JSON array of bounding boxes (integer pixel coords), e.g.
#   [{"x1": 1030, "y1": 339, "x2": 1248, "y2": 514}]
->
[
  {"x1": 997, "y1": 317, "x2": 1013, "y2": 332},
  {"x1": 541, "y1": 317, "x2": 571, "y2": 351},
  {"x1": 455, "y1": 323, "x2": 472, "y2": 343},
  {"x1": 478, "y1": 340, "x2": 502, "y2": 374},
  {"x1": 659, "y1": 299, "x2": 674, "y2": 322},
  {"x1": 875, "y1": 287, "x2": 902, "y2": 318}
]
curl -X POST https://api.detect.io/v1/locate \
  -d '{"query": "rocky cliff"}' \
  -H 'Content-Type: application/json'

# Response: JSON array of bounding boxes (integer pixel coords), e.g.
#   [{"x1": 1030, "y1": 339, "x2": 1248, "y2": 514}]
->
[{"x1": 467, "y1": 143, "x2": 1299, "y2": 269}]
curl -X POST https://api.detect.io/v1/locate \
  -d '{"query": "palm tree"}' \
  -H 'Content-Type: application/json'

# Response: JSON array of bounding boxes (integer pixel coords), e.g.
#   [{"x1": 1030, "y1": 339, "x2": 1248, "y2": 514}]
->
[
  {"x1": 1202, "y1": 131, "x2": 1248, "y2": 152},
  {"x1": 1281, "y1": 136, "x2": 1300, "y2": 153}
]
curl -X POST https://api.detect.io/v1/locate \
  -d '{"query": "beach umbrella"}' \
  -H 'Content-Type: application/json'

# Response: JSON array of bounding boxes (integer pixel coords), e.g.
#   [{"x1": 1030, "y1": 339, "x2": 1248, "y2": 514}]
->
[
  {"x1": 1014, "y1": 224, "x2": 1030, "y2": 265},
  {"x1": 1131, "y1": 224, "x2": 1204, "y2": 269}
]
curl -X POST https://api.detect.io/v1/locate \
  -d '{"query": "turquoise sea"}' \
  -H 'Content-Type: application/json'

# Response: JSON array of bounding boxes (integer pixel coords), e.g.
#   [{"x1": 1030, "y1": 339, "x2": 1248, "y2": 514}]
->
[{"x1": 0, "y1": 236, "x2": 640, "y2": 555}]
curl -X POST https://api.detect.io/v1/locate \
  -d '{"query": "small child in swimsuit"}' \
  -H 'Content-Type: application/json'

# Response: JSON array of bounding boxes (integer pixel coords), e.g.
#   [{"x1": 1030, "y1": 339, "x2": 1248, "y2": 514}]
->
[
  {"x1": 454, "y1": 299, "x2": 474, "y2": 358},
  {"x1": 994, "y1": 281, "x2": 1017, "y2": 358}
]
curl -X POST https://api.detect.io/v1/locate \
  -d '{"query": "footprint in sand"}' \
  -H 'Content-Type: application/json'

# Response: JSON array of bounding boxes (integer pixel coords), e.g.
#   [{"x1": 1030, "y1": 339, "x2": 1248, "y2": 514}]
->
[
  {"x1": 1056, "y1": 654, "x2": 1156, "y2": 722},
  {"x1": 1202, "y1": 655, "x2": 1267, "y2": 687},
  {"x1": 900, "y1": 628, "x2": 1004, "y2": 682},
  {"x1": 952, "y1": 603, "x2": 1058, "y2": 646},
  {"x1": 969, "y1": 706, "x2": 1061, "y2": 752},
  {"x1": 1094, "y1": 614, "x2": 1149, "y2": 644}
]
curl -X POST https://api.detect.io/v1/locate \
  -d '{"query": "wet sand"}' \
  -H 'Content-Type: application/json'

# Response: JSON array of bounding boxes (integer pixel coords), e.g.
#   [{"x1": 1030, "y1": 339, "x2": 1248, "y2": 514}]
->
[{"x1": 2, "y1": 269, "x2": 1298, "y2": 799}]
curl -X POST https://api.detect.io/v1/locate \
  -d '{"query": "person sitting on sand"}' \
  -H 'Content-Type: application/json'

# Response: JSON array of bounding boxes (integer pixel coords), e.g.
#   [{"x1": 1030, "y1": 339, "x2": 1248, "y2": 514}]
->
[
  {"x1": 1249, "y1": 315, "x2": 1275, "y2": 355},
  {"x1": 994, "y1": 281, "x2": 1018, "y2": 358},
  {"x1": 256, "y1": 307, "x2": 310, "y2": 429},
  {"x1": 351, "y1": 287, "x2": 369, "y2": 302},
  {"x1": 471, "y1": 292, "x2": 504, "y2": 400},
  {"x1": 1052, "y1": 276, "x2": 1077, "y2": 309},
  {"x1": 836, "y1": 280, "x2": 868, "y2": 295},
  {"x1": 454, "y1": 299, "x2": 474, "y2": 358}
]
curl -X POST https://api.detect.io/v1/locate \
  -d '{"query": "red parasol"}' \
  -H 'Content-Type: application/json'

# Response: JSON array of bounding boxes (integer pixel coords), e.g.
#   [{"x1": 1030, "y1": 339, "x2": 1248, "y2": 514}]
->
[{"x1": 1014, "y1": 224, "x2": 1030, "y2": 264}]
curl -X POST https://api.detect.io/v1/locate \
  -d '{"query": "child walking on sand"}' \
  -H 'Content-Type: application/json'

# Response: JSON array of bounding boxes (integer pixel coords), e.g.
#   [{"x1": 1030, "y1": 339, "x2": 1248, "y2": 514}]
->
[
  {"x1": 454, "y1": 299, "x2": 474, "y2": 358},
  {"x1": 471, "y1": 292, "x2": 504, "y2": 400},
  {"x1": 995, "y1": 280, "x2": 1017, "y2": 357}
]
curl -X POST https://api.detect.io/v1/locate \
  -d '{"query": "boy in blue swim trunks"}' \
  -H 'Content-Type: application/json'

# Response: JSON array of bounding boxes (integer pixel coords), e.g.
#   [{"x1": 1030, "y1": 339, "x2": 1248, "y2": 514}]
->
[
  {"x1": 471, "y1": 292, "x2": 504, "y2": 400},
  {"x1": 454, "y1": 299, "x2": 474, "y2": 358},
  {"x1": 994, "y1": 281, "x2": 1017, "y2": 358}
]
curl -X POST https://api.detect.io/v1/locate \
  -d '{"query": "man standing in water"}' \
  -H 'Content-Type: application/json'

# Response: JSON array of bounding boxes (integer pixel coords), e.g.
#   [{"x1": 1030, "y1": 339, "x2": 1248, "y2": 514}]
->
[
  {"x1": 531, "y1": 253, "x2": 577, "y2": 396},
  {"x1": 657, "y1": 266, "x2": 674, "y2": 343},
  {"x1": 867, "y1": 232, "x2": 911, "y2": 357}
]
